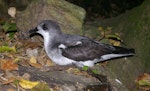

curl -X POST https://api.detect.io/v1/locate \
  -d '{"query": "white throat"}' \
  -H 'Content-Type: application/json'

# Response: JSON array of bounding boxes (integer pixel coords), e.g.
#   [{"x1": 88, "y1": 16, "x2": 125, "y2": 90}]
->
[{"x1": 43, "y1": 33, "x2": 53, "y2": 54}]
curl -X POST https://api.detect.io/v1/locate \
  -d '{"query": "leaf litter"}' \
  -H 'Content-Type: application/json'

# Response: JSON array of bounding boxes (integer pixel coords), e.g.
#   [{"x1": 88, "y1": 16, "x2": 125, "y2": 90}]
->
[{"x1": 0, "y1": 19, "x2": 55, "y2": 91}]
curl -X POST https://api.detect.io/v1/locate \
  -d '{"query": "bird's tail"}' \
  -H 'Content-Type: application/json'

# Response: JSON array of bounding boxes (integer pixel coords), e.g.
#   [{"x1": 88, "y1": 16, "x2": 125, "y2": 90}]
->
[{"x1": 113, "y1": 46, "x2": 135, "y2": 56}]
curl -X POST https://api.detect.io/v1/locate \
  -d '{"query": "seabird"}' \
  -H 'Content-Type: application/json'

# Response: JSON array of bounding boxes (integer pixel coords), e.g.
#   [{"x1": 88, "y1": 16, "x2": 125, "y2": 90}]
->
[{"x1": 29, "y1": 20, "x2": 135, "y2": 67}]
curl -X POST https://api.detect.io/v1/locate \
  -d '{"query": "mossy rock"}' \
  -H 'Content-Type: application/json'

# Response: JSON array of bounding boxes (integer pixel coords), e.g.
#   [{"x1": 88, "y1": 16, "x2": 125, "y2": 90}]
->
[{"x1": 84, "y1": 0, "x2": 150, "y2": 90}]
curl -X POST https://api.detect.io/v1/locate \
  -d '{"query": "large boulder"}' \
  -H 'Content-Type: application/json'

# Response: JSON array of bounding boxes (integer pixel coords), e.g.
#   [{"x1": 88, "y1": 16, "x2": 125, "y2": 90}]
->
[{"x1": 16, "y1": 0, "x2": 86, "y2": 39}]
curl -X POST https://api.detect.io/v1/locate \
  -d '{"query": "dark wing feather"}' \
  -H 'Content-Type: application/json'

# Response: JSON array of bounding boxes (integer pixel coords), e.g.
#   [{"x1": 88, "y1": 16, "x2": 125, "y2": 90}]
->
[{"x1": 61, "y1": 39, "x2": 114, "y2": 61}]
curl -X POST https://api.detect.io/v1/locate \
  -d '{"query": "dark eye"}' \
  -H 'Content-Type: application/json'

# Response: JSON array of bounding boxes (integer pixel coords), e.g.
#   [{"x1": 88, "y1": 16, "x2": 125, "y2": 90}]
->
[{"x1": 42, "y1": 24, "x2": 48, "y2": 30}]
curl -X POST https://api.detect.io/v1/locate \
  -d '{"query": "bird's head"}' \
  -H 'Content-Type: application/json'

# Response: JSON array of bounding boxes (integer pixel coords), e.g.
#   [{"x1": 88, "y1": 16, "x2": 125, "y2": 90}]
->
[{"x1": 29, "y1": 20, "x2": 62, "y2": 37}]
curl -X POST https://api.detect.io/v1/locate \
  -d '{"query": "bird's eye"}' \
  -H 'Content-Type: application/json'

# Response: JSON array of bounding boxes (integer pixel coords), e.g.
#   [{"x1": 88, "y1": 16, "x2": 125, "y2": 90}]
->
[{"x1": 42, "y1": 24, "x2": 48, "y2": 30}]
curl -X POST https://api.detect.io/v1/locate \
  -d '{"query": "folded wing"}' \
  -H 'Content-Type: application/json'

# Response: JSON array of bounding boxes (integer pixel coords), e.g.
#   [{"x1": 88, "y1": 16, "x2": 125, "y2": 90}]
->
[{"x1": 61, "y1": 39, "x2": 114, "y2": 61}]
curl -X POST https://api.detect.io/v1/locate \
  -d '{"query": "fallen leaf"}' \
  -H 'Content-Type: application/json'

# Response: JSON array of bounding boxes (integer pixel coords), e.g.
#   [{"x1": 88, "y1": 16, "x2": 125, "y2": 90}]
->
[
  {"x1": 7, "y1": 88, "x2": 16, "y2": 91},
  {"x1": 138, "y1": 80, "x2": 150, "y2": 86},
  {"x1": 2, "y1": 77, "x2": 15, "y2": 85},
  {"x1": 135, "y1": 73, "x2": 150, "y2": 91},
  {"x1": 19, "y1": 79, "x2": 39, "y2": 89},
  {"x1": 31, "y1": 82, "x2": 51, "y2": 91},
  {"x1": 108, "y1": 39, "x2": 121, "y2": 46},
  {"x1": 0, "y1": 45, "x2": 16, "y2": 52},
  {"x1": 1, "y1": 60, "x2": 18, "y2": 71},
  {"x1": 29, "y1": 56, "x2": 42, "y2": 68},
  {"x1": 136, "y1": 73, "x2": 150, "y2": 81},
  {"x1": 66, "y1": 68, "x2": 92, "y2": 77},
  {"x1": 45, "y1": 60, "x2": 54, "y2": 66},
  {"x1": 82, "y1": 66, "x2": 89, "y2": 71},
  {"x1": 100, "y1": 61, "x2": 108, "y2": 67},
  {"x1": 30, "y1": 56, "x2": 37, "y2": 63},
  {"x1": 29, "y1": 62, "x2": 42, "y2": 68}
]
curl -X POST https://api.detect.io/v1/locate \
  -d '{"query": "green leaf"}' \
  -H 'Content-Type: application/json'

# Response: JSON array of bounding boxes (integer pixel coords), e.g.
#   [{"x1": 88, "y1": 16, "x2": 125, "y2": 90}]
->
[
  {"x1": 1, "y1": 21, "x2": 17, "y2": 39},
  {"x1": 2, "y1": 22, "x2": 10, "y2": 31},
  {"x1": 0, "y1": 46, "x2": 16, "y2": 52},
  {"x1": 13, "y1": 79, "x2": 20, "y2": 86},
  {"x1": 7, "y1": 23, "x2": 17, "y2": 32},
  {"x1": 82, "y1": 66, "x2": 89, "y2": 71},
  {"x1": 8, "y1": 32, "x2": 15, "y2": 39},
  {"x1": 92, "y1": 69, "x2": 99, "y2": 74},
  {"x1": 139, "y1": 79, "x2": 150, "y2": 86},
  {"x1": 2, "y1": 22, "x2": 17, "y2": 32}
]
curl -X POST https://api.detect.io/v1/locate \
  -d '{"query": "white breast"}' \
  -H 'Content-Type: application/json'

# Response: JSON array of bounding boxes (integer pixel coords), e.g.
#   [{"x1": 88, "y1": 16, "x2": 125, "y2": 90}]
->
[{"x1": 47, "y1": 49, "x2": 75, "y2": 65}]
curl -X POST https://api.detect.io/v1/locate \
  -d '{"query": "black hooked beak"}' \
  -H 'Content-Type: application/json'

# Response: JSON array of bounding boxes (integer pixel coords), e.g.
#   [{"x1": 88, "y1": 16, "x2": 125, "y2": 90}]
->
[{"x1": 29, "y1": 27, "x2": 38, "y2": 37}]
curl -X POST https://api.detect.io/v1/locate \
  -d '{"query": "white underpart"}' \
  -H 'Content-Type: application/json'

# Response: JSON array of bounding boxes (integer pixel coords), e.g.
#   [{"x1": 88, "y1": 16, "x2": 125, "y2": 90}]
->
[
  {"x1": 76, "y1": 41, "x2": 82, "y2": 45},
  {"x1": 48, "y1": 49, "x2": 76, "y2": 65},
  {"x1": 58, "y1": 44, "x2": 67, "y2": 49},
  {"x1": 100, "y1": 54, "x2": 132, "y2": 61},
  {"x1": 77, "y1": 59, "x2": 98, "y2": 67}
]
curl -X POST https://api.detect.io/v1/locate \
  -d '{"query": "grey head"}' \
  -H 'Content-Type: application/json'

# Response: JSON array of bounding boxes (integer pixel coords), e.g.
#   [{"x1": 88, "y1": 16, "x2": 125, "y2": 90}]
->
[{"x1": 29, "y1": 20, "x2": 62, "y2": 37}]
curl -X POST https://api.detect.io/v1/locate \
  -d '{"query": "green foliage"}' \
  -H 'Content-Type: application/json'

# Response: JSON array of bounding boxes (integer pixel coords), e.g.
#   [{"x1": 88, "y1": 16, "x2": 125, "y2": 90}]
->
[
  {"x1": 82, "y1": 66, "x2": 89, "y2": 71},
  {"x1": 13, "y1": 79, "x2": 20, "y2": 87},
  {"x1": 0, "y1": 21, "x2": 17, "y2": 39},
  {"x1": 82, "y1": 66, "x2": 99, "y2": 74},
  {"x1": 0, "y1": 46, "x2": 16, "y2": 52},
  {"x1": 138, "y1": 79, "x2": 150, "y2": 86},
  {"x1": 98, "y1": 26, "x2": 122, "y2": 46},
  {"x1": 91, "y1": 69, "x2": 99, "y2": 74}
]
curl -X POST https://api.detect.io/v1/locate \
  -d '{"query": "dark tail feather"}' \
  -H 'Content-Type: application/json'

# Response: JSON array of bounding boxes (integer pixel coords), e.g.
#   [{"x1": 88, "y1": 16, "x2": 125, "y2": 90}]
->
[{"x1": 113, "y1": 46, "x2": 135, "y2": 55}]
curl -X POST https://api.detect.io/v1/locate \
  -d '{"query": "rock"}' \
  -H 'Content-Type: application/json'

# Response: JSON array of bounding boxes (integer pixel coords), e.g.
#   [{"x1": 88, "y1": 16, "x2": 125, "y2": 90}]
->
[
  {"x1": 0, "y1": 0, "x2": 9, "y2": 19},
  {"x1": 16, "y1": 0, "x2": 86, "y2": 39},
  {"x1": 18, "y1": 66, "x2": 100, "y2": 91},
  {"x1": 84, "y1": 0, "x2": 150, "y2": 90}
]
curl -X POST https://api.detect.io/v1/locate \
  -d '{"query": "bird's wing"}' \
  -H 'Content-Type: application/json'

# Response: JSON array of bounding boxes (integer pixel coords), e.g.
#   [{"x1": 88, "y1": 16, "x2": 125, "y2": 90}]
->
[
  {"x1": 59, "y1": 34, "x2": 89, "y2": 47},
  {"x1": 60, "y1": 39, "x2": 114, "y2": 61}
]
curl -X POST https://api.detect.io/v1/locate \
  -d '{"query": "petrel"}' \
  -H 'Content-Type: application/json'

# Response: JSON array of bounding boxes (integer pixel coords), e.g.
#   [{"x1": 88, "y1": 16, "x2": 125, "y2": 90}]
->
[{"x1": 29, "y1": 20, "x2": 134, "y2": 67}]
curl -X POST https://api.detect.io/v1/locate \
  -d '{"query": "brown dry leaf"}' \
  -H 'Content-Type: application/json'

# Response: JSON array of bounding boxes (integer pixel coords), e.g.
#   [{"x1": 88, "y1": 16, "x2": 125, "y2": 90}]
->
[
  {"x1": 29, "y1": 56, "x2": 42, "y2": 68},
  {"x1": 6, "y1": 88, "x2": 16, "y2": 91},
  {"x1": 2, "y1": 77, "x2": 15, "y2": 85},
  {"x1": 3, "y1": 52, "x2": 17, "y2": 59},
  {"x1": 23, "y1": 40, "x2": 41, "y2": 49},
  {"x1": 66, "y1": 68, "x2": 92, "y2": 77},
  {"x1": 45, "y1": 60, "x2": 54, "y2": 66},
  {"x1": 7, "y1": 88, "x2": 16, "y2": 91},
  {"x1": 1, "y1": 60, "x2": 18, "y2": 71},
  {"x1": 29, "y1": 63, "x2": 42, "y2": 68},
  {"x1": 135, "y1": 73, "x2": 150, "y2": 91},
  {"x1": 136, "y1": 73, "x2": 150, "y2": 81},
  {"x1": 100, "y1": 61, "x2": 108, "y2": 67}
]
